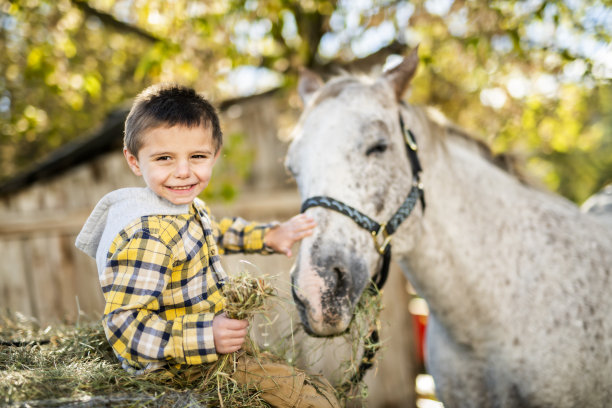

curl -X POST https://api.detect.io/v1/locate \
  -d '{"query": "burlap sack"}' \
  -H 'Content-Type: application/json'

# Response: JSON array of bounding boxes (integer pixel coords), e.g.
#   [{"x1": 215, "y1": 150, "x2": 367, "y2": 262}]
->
[{"x1": 232, "y1": 353, "x2": 340, "y2": 408}]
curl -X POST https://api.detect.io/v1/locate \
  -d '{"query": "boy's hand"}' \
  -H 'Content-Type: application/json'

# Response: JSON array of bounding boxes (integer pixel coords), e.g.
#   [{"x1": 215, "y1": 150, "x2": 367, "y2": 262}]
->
[
  {"x1": 264, "y1": 214, "x2": 316, "y2": 257},
  {"x1": 213, "y1": 313, "x2": 249, "y2": 354}
]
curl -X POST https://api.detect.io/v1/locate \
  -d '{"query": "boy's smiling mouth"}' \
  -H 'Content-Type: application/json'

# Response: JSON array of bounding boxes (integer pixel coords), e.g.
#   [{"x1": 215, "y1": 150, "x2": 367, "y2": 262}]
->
[{"x1": 167, "y1": 184, "x2": 196, "y2": 191}]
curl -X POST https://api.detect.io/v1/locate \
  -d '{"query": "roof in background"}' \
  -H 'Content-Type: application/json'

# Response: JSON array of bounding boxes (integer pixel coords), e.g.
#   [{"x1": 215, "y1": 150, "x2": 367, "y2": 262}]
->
[{"x1": 0, "y1": 109, "x2": 128, "y2": 197}]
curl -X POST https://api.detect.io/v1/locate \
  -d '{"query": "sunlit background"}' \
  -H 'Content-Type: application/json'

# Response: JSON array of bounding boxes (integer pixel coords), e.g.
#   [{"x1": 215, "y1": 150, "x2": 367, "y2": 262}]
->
[{"x1": 1, "y1": 1, "x2": 611, "y2": 405}]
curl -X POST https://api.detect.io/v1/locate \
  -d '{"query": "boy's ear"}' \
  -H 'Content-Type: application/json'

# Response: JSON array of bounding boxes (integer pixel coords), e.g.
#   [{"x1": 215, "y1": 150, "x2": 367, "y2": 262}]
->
[
  {"x1": 123, "y1": 147, "x2": 142, "y2": 176},
  {"x1": 213, "y1": 147, "x2": 222, "y2": 163}
]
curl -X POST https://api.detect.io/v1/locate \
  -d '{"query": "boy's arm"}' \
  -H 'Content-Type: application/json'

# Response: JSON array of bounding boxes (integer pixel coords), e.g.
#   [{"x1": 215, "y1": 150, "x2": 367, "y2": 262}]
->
[
  {"x1": 213, "y1": 213, "x2": 317, "y2": 256},
  {"x1": 262, "y1": 213, "x2": 316, "y2": 257},
  {"x1": 214, "y1": 215, "x2": 279, "y2": 254},
  {"x1": 102, "y1": 230, "x2": 221, "y2": 368}
]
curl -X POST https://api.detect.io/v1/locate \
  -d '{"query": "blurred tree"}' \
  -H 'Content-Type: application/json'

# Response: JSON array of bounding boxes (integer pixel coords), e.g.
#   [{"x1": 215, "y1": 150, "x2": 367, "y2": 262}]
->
[{"x1": 1, "y1": 0, "x2": 611, "y2": 203}]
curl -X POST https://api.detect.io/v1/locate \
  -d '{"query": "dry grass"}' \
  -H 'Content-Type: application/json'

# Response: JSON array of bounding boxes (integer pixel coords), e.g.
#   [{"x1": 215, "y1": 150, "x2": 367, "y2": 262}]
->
[
  {"x1": 222, "y1": 271, "x2": 276, "y2": 321},
  {"x1": 0, "y1": 312, "x2": 193, "y2": 407},
  {"x1": 335, "y1": 286, "x2": 384, "y2": 404}
]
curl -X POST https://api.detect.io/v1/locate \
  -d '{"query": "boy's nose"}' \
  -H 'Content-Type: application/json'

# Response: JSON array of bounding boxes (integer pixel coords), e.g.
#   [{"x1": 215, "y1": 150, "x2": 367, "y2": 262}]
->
[{"x1": 174, "y1": 161, "x2": 190, "y2": 178}]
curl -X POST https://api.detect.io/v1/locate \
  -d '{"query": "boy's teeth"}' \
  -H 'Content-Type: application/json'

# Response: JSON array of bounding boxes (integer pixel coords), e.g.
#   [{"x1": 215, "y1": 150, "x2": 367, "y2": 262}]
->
[{"x1": 173, "y1": 186, "x2": 191, "y2": 190}]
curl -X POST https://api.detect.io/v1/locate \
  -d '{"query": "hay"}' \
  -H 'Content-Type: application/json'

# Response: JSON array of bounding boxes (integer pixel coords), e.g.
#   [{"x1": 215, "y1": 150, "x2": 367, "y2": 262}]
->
[
  {"x1": 335, "y1": 286, "x2": 384, "y2": 404},
  {"x1": 222, "y1": 271, "x2": 276, "y2": 321},
  {"x1": 0, "y1": 271, "x2": 383, "y2": 408},
  {"x1": 0, "y1": 271, "x2": 277, "y2": 408},
  {"x1": 0, "y1": 311, "x2": 190, "y2": 407}
]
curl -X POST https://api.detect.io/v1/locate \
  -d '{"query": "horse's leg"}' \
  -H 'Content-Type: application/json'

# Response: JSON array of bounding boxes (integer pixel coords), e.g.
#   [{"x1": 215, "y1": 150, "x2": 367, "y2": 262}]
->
[{"x1": 426, "y1": 315, "x2": 491, "y2": 408}]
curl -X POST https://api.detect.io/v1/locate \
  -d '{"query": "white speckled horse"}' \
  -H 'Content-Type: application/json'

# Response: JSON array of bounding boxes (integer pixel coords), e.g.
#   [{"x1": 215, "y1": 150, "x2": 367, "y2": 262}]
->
[{"x1": 286, "y1": 48, "x2": 612, "y2": 407}]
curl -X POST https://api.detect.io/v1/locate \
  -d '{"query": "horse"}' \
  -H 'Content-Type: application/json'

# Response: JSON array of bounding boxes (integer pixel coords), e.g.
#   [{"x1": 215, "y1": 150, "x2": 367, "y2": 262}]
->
[{"x1": 285, "y1": 48, "x2": 612, "y2": 407}]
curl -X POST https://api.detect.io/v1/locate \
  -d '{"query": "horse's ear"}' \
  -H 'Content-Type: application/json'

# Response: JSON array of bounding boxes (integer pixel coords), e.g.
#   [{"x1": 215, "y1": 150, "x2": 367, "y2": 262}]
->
[
  {"x1": 298, "y1": 68, "x2": 324, "y2": 105},
  {"x1": 383, "y1": 47, "x2": 419, "y2": 100}
]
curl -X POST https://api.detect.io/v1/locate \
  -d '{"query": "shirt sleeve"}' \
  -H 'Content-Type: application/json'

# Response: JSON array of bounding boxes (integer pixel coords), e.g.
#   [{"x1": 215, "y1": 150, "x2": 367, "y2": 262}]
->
[
  {"x1": 213, "y1": 215, "x2": 279, "y2": 254},
  {"x1": 101, "y1": 228, "x2": 218, "y2": 368}
]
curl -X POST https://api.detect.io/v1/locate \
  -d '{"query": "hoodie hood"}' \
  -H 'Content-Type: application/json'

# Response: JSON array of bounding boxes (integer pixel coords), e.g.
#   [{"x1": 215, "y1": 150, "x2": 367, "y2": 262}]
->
[{"x1": 75, "y1": 187, "x2": 190, "y2": 277}]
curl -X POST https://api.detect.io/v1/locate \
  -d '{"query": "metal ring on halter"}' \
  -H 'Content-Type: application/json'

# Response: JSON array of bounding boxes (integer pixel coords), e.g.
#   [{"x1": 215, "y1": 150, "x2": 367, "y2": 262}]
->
[
  {"x1": 404, "y1": 127, "x2": 418, "y2": 151},
  {"x1": 371, "y1": 223, "x2": 392, "y2": 255}
]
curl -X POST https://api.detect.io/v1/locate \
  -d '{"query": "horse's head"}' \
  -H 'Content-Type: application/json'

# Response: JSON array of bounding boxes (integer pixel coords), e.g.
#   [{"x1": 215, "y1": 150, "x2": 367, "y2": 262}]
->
[{"x1": 286, "y1": 49, "x2": 421, "y2": 336}]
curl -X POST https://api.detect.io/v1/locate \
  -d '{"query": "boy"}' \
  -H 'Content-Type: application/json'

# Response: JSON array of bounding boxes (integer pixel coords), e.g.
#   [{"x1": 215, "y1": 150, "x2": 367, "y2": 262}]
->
[{"x1": 75, "y1": 84, "x2": 339, "y2": 407}]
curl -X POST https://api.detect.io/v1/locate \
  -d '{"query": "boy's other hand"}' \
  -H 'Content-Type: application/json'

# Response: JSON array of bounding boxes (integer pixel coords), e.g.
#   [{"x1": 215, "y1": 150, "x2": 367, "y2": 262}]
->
[
  {"x1": 264, "y1": 214, "x2": 316, "y2": 257},
  {"x1": 212, "y1": 313, "x2": 249, "y2": 354}
]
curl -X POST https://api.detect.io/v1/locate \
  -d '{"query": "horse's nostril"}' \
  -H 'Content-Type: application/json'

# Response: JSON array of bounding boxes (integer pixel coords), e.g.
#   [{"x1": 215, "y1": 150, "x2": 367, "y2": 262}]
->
[{"x1": 332, "y1": 266, "x2": 350, "y2": 297}]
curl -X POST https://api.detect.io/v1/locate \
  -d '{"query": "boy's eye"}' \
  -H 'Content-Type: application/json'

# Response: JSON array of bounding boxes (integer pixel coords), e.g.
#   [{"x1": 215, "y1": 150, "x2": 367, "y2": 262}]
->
[
  {"x1": 156, "y1": 156, "x2": 171, "y2": 161},
  {"x1": 192, "y1": 154, "x2": 208, "y2": 159}
]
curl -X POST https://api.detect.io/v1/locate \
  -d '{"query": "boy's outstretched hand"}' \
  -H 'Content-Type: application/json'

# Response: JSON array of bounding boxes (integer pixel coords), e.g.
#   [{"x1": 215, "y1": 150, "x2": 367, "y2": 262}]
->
[
  {"x1": 264, "y1": 213, "x2": 316, "y2": 257},
  {"x1": 213, "y1": 313, "x2": 249, "y2": 354}
]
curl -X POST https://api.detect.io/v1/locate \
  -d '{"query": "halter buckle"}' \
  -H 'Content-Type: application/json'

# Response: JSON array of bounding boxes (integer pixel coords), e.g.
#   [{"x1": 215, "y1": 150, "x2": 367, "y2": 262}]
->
[
  {"x1": 371, "y1": 223, "x2": 392, "y2": 254},
  {"x1": 404, "y1": 128, "x2": 418, "y2": 151}
]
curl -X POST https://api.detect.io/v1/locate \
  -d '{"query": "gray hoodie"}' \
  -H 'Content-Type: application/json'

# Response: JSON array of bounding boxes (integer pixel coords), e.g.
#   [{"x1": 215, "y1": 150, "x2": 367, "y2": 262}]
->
[{"x1": 75, "y1": 187, "x2": 206, "y2": 277}]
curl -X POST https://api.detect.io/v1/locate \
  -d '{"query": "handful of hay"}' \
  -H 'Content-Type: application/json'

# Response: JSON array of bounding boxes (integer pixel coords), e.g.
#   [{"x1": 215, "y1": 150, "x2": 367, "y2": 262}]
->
[{"x1": 222, "y1": 272, "x2": 276, "y2": 320}]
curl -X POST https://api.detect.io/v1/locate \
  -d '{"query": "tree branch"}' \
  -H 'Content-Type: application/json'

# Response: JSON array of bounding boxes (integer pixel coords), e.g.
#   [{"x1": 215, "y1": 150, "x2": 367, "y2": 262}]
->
[
  {"x1": 70, "y1": 0, "x2": 162, "y2": 43},
  {"x1": 314, "y1": 40, "x2": 409, "y2": 76}
]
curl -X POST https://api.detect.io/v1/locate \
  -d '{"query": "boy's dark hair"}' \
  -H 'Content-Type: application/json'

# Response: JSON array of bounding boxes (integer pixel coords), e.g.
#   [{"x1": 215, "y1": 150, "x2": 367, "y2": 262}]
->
[{"x1": 124, "y1": 83, "x2": 223, "y2": 155}]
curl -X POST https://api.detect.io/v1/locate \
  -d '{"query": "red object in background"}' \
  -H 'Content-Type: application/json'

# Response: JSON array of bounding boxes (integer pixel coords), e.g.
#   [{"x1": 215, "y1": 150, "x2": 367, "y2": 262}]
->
[
  {"x1": 409, "y1": 297, "x2": 428, "y2": 371},
  {"x1": 412, "y1": 313, "x2": 427, "y2": 369}
]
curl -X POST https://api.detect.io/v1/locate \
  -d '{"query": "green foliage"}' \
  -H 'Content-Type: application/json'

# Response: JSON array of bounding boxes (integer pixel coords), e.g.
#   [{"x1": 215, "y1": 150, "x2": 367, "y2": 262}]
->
[
  {"x1": 202, "y1": 131, "x2": 254, "y2": 202},
  {"x1": 401, "y1": 0, "x2": 612, "y2": 202},
  {"x1": 1, "y1": 0, "x2": 611, "y2": 203},
  {"x1": 1, "y1": 0, "x2": 149, "y2": 179}
]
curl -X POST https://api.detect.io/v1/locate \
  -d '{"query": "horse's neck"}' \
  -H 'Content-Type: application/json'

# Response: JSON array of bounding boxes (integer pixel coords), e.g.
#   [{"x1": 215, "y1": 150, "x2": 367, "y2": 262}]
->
[{"x1": 397, "y1": 118, "x2": 577, "y2": 340}]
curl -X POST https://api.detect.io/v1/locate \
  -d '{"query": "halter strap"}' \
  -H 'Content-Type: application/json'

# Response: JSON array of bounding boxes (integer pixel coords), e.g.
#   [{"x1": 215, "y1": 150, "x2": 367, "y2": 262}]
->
[{"x1": 300, "y1": 196, "x2": 380, "y2": 234}]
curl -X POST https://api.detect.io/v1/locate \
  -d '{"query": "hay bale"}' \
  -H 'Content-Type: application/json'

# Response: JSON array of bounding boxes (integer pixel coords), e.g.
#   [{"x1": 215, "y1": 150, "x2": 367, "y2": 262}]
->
[{"x1": 0, "y1": 271, "x2": 383, "y2": 407}]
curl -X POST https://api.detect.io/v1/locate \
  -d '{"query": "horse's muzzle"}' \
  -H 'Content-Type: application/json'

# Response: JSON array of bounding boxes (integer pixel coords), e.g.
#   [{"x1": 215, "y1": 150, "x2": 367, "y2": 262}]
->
[{"x1": 291, "y1": 265, "x2": 358, "y2": 337}]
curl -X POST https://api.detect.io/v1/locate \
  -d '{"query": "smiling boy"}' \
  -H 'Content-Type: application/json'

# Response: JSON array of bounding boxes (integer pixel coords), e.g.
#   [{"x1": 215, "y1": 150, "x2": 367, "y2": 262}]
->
[
  {"x1": 75, "y1": 84, "x2": 338, "y2": 407},
  {"x1": 124, "y1": 124, "x2": 219, "y2": 206}
]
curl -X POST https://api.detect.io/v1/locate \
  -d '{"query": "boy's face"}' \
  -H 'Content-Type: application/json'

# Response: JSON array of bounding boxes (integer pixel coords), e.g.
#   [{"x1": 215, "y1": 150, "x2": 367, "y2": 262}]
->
[{"x1": 124, "y1": 124, "x2": 220, "y2": 205}]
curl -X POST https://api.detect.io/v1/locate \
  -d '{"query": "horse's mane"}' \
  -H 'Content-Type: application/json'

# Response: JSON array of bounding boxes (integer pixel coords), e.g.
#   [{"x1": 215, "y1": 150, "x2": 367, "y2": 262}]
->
[
  {"x1": 307, "y1": 75, "x2": 374, "y2": 112},
  {"x1": 422, "y1": 105, "x2": 531, "y2": 185}
]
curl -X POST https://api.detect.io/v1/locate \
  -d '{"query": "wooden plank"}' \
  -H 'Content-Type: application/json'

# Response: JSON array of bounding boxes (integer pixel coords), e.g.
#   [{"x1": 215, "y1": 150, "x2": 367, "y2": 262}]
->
[
  {"x1": 0, "y1": 190, "x2": 300, "y2": 237},
  {"x1": 0, "y1": 210, "x2": 91, "y2": 237},
  {"x1": 26, "y1": 235, "x2": 66, "y2": 324},
  {"x1": 67, "y1": 234, "x2": 104, "y2": 321},
  {"x1": 0, "y1": 238, "x2": 35, "y2": 316},
  {"x1": 48, "y1": 234, "x2": 80, "y2": 322},
  {"x1": 209, "y1": 190, "x2": 301, "y2": 220}
]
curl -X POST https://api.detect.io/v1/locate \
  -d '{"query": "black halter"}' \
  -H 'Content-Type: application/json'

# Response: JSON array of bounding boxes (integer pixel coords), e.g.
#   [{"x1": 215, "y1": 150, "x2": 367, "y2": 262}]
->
[{"x1": 299, "y1": 112, "x2": 425, "y2": 383}]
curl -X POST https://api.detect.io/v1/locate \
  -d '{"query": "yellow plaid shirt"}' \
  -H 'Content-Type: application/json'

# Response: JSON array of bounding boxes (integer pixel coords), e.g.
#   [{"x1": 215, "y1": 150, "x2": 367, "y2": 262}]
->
[{"x1": 101, "y1": 199, "x2": 274, "y2": 373}]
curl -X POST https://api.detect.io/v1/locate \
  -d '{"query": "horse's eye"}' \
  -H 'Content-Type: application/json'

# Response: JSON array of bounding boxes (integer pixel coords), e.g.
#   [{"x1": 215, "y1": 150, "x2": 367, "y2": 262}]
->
[{"x1": 366, "y1": 143, "x2": 388, "y2": 156}]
